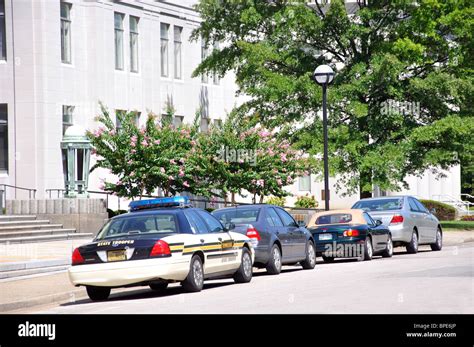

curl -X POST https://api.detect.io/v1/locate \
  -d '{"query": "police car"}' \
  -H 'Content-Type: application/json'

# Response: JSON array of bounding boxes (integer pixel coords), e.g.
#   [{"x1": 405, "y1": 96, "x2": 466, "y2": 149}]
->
[{"x1": 68, "y1": 197, "x2": 254, "y2": 301}]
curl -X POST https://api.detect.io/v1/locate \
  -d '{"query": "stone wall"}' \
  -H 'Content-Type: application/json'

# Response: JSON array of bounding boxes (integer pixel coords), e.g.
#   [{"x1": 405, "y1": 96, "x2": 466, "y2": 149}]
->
[{"x1": 6, "y1": 199, "x2": 108, "y2": 235}]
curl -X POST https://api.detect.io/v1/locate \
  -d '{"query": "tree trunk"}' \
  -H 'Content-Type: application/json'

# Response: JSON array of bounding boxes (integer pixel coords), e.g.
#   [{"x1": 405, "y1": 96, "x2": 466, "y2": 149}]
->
[
  {"x1": 259, "y1": 194, "x2": 264, "y2": 203},
  {"x1": 231, "y1": 192, "x2": 236, "y2": 204}
]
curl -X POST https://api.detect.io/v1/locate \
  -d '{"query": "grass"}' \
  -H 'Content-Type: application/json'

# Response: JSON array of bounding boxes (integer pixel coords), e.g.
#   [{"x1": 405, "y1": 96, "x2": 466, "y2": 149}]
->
[{"x1": 440, "y1": 220, "x2": 474, "y2": 231}]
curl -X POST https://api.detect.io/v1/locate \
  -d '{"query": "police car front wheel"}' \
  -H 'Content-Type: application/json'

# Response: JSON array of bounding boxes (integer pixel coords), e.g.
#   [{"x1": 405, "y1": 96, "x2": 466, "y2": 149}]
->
[{"x1": 86, "y1": 286, "x2": 111, "y2": 301}]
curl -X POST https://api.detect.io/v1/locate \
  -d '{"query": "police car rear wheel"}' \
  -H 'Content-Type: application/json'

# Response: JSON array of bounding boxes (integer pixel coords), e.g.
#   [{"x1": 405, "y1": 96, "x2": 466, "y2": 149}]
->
[
  {"x1": 86, "y1": 286, "x2": 111, "y2": 301},
  {"x1": 233, "y1": 247, "x2": 253, "y2": 283},
  {"x1": 149, "y1": 282, "x2": 168, "y2": 292},
  {"x1": 182, "y1": 255, "x2": 204, "y2": 292}
]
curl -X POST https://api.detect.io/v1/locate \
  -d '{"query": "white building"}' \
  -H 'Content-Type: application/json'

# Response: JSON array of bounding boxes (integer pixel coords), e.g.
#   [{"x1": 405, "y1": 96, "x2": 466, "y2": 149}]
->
[{"x1": 0, "y1": 0, "x2": 461, "y2": 210}]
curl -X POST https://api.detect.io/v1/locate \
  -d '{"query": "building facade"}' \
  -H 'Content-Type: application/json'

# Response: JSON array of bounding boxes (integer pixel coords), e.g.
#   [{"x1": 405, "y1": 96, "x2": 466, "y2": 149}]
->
[{"x1": 0, "y1": 0, "x2": 461, "y2": 209}]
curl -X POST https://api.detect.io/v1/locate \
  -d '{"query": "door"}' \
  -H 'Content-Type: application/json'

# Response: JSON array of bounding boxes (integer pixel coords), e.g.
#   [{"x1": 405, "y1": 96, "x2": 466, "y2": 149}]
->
[
  {"x1": 267, "y1": 207, "x2": 293, "y2": 259},
  {"x1": 196, "y1": 210, "x2": 239, "y2": 272},
  {"x1": 183, "y1": 210, "x2": 224, "y2": 274},
  {"x1": 414, "y1": 199, "x2": 438, "y2": 243},
  {"x1": 408, "y1": 197, "x2": 426, "y2": 241},
  {"x1": 363, "y1": 212, "x2": 387, "y2": 251},
  {"x1": 275, "y1": 208, "x2": 306, "y2": 260},
  {"x1": 264, "y1": 207, "x2": 285, "y2": 255}
]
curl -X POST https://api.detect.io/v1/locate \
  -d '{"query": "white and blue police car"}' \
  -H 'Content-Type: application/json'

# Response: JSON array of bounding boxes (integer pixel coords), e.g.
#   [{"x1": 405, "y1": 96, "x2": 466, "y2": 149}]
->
[{"x1": 68, "y1": 197, "x2": 254, "y2": 301}]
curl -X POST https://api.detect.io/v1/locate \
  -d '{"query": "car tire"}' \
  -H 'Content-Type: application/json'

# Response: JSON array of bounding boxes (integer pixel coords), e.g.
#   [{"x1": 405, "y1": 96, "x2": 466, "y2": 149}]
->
[
  {"x1": 266, "y1": 244, "x2": 282, "y2": 275},
  {"x1": 301, "y1": 240, "x2": 317, "y2": 269},
  {"x1": 181, "y1": 254, "x2": 204, "y2": 292},
  {"x1": 362, "y1": 237, "x2": 373, "y2": 261},
  {"x1": 86, "y1": 286, "x2": 111, "y2": 301},
  {"x1": 149, "y1": 282, "x2": 168, "y2": 292},
  {"x1": 322, "y1": 255, "x2": 335, "y2": 263},
  {"x1": 406, "y1": 230, "x2": 419, "y2": 254},
  {"x1": 430, "y1": 227, "x2": 443, "y2": 251},
  {"x1": 233, "y1": 247, "x2": 253, "y2": 283},
  {"x1": 382, "y1": 235, "x2": 394, "y2": 258}
]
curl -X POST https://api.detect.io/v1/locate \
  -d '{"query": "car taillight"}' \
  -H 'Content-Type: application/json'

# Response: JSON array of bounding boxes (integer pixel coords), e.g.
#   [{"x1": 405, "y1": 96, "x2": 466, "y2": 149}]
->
[
  {"x1": 150, "y1": 240, "x2": 171, "y2": 257},
  {"x1": 72, "y1": 248, "x2": 85, "y2": 265},
  {"x1": 342, "y1": 229, "x2": 359, "y2": 237},
  {"x1": 246, "y1": 226, "x2": 261, "y2": 241},
  {"x1": 390, "y1": 215, "x2": 404, "y2": 225}
]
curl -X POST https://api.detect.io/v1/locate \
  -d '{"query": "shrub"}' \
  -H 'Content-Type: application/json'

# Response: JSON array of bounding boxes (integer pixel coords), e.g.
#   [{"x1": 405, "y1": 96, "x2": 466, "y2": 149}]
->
[
  {"x1": 419, "y1": 199, "x2": 456, "y2": 221},
  {"x1": 294, "y1": 195, "x2": 318, "y2": 209},
  {"x1": 107, "y1": 209, "x2": 128, "y2": 218},
  {"x1": 265, "y1": 196, "x2": 286, "y2": 207},
  {"x1": 460, "y1": 215, "x2": 474, "y2": 221}
]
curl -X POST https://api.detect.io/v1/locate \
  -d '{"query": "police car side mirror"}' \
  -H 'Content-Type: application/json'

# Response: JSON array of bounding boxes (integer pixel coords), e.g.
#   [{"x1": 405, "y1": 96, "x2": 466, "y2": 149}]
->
[{"x1": 224, "y1": 222, "x2": 235, "y2": 231}]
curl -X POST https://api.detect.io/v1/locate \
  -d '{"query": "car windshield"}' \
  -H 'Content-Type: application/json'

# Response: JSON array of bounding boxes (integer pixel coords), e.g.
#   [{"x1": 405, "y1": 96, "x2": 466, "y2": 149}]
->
[
  {"x1": 213, "y1": 208, "x2": 260, "y2": 224},
  {"x1": 315, "y1": 213, "x2": 352, "y2": 225},
  {"x1": 352, "y1": 198, "x2": 403, "y2": 212},
  {"x1": 96, "y1": 214, "x2": 178, "y2": 240}
]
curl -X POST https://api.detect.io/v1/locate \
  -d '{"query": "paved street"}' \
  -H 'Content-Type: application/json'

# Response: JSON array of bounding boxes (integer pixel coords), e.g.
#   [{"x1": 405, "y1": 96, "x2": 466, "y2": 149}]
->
[{"x1": 28, "y1": 242, "x2": 473, "y2": 314}]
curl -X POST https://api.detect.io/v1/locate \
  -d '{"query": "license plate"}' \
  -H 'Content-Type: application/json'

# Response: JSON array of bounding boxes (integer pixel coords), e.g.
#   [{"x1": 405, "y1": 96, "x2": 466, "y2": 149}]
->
[
  {"x1": 107, "y1": 250, "x2": 127, "y2": 262},
  {"x1": 319, "y1": 233, "x2": 332, "y2": 241}
]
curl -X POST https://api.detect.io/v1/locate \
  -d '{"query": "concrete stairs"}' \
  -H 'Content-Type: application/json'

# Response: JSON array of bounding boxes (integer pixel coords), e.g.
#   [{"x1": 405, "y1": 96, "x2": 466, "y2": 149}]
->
[{"x1": 0, "y1": 215, "x2": 93, "y2": 244}]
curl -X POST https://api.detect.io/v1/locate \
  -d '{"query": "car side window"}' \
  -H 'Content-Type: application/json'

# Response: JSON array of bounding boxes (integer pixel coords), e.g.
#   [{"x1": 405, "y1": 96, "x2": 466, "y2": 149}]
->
[
  {"x1": 275, "y1": 208, "x2": 297, "y2": 227},
  {"x1": 408, "y1": 198, "x2": 420, "y2": 212},
  {"x1": 414, "y1": 199, "x2": 428, "y2": 214},
  {"x1": 267, "y1": 208, "x2": 284, "y2": 227},
  {"x1": 363, "y1": 212, "x2": 375, "y2": 227},
  {"x1": 196, "y1": 210, "x2": 224, "y2": 233},
  {"x1": 184, "y1": 210, "x2": 209, "y2": 234}
]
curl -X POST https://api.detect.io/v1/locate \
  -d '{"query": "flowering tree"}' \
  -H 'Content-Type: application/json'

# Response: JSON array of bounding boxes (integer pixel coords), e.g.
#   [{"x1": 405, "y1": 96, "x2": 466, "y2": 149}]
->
[{"x1": 88, "y1": 103, "x2": 209, "y2": 199}]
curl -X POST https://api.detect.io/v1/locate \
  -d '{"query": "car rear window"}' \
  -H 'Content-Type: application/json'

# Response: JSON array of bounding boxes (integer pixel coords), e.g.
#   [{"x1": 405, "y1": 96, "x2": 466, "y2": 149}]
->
[
  {"x1": 352, "y1": 198, "x2": 403, "y2": 212},
  {"x1": 96, "y1": 214, "x2": 178, "y2": 239},
  {"x1": 212, "y1": 208, "x2": 260, "y2": 224},
  {"x1": 315, "y1": 213, "x2": 352, "y2": 225}
]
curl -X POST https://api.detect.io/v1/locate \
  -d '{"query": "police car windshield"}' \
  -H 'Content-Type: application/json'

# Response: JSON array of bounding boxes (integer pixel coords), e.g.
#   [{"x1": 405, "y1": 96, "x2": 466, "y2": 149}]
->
[{"x1": 96, "y1": 214, "x2": 178, "y2": 240}]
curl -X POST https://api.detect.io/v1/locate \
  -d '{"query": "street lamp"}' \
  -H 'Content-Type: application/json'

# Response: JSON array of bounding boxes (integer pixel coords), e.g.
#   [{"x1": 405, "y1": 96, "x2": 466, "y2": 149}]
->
[
  {"x1": 61, "y1": 125, "x2": 92, "y2": 198},
  {"x1": 313, "y1": 64, "x2": 335, "y2": 211}
]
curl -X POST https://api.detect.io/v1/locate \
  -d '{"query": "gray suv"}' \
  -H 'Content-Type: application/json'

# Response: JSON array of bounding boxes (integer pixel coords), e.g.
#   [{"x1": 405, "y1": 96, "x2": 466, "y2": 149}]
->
[
  {"x1": 352, "y1": 196, "x2": 442, "y2": 253},
  {"x1": 212, "y1": 205, "x2": 316, "y2": 274}
]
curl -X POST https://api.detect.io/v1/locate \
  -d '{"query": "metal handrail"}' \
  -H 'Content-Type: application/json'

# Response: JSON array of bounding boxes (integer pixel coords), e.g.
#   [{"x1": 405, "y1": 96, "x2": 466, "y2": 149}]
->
[
  {"x1": 0, "y1": 184, "x2": 37, "y2": 214},
  {"x1": 432, "y1": 194, "x2": 471, "y2": 213}
]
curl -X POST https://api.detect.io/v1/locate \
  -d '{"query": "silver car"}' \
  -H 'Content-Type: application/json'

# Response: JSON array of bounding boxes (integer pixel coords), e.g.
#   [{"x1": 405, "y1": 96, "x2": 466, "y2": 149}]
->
[{"x1": 351, "y1": 196, "x2": 442, "y2": 253}]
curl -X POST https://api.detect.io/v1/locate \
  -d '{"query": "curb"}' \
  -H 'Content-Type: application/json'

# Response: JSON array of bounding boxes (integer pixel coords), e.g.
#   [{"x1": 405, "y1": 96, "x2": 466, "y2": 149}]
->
[{"x1": 0, "y1": 259, "x2": 70, "y2": 272}]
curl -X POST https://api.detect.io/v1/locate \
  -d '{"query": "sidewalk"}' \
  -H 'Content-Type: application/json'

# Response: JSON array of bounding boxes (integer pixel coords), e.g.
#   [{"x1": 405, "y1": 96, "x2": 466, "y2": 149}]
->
[{"x1": 0, "y1": 231, "x2": 472, "y2": 313}]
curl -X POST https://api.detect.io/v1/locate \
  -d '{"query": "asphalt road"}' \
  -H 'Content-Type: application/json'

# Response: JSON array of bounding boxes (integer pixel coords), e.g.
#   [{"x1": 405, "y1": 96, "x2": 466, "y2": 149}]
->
[{"x1": 36, "y1": 243, "x2": 473, "y2": 314}]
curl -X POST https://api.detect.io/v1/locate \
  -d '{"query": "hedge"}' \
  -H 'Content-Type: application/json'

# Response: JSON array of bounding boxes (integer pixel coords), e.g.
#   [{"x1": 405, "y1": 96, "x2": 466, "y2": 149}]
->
[{"x1": 419, "y1": 199, "x2": 457, "y2": 221}]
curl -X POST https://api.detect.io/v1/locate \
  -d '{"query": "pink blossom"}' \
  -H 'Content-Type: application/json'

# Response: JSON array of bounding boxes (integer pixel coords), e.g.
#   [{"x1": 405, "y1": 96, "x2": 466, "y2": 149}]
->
[
  {"x1": 109, "y1": 129, "x2": 116, "y2": 136},
  {"x1": 191, "y1": 140, "x2": 197, "y2": 146},
  {"x1": 127, "y1": 159, "x2": 133, "y2": 165},
  {"x1": 91, "y1": 148, "x2": 97, "y2": 155},
  {"x1": 178, "y1": 169, "x2": 185, "y2": 177},
  {"x1": 267, "y1": 148, "x2": 275, "y2": 156},
  {"x1": 258, "y1": 130, "x2": 271, "y2": 138},
  {"x1": 280, "y1": 153, "x2": 287, "y2": 162},
  {"x1": 131, "y1": 135, "x2": 138, "y2": 143},
  {"x1": 130, "y1": 172, "x2": 135, "y2": 177},
  {"x1": 160, "y1": 167, "x2": 165, "y2": 174},
  {"x1": 131, "y1": 149, "x2": 136, "y2": 154},
  {"x1": 154, "y1": 139, "x2": 161, "y2": 145},
  {"x1": 140, "y1": 127, "x2": 146, "y2": 135},
  {"x1": 183, "y1": 181, "x2": 190, "y2": 188},
  {"x1": 256, "y1": 179, "x2": 265, "y2": 187},
  {"x1": 170, "y1": 159, "x2": 176, "y2": 165},
  {"x1": 130, "y1": 141, "x2": 136, "y2": 147},
  {"x1": 277, "y1": 178, "x2": 283, "y2": 186},
  {"x1": 168, "y1": 175, "x2": 174, "y2": 180},
  {"x1": 99, "y1": 183, "x2": 106, "y2": 190},
  {"x1": 286, "y1": 176, "x2": 293, "y2": 184},
  {"x1": 141, "y1": 140, "x2": 148, "y2": 147}
]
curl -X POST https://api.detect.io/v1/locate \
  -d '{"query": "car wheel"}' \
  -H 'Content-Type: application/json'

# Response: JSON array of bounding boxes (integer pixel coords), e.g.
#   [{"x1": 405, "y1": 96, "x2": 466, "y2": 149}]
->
[
  {"x1": 382, "y1": 235, "x2": 393, "y2": 258},
  {"x1": 322, "y1": 255, "x2": 335, "y2": 263},
  {"x1": 362, "y1": 237, "x2": 373, "y2": 261},
  {"x1": 182, "y1": 254, "x2": 204, "y2": 292},
  {"x1": 301, "y1": 240, "x2": 317, "y2": 269},
  {"x1": 406, "y1": 230, "x2": 419, "y2": 254},
  {"x1": 266, "y1": 244, "x2": 282, "y2": 275},
  {"x1": 86, "y1": 286, "x2": 111, "y2": 301},
  {"x1": 430, "y1": 228, "x2": 443, "y2": 251},
  {"x1": 233, "y1": 247, "x2": 253, "y2": 283},
  {"x1": 149, "y1": 282, "x2": 168, "y2": 292}
]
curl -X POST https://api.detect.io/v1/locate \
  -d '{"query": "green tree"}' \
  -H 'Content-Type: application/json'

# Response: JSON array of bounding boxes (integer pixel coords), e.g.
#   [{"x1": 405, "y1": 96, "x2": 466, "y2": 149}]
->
[{"x1": 193, "y1": 0, "x2": 474, "y2": 198}]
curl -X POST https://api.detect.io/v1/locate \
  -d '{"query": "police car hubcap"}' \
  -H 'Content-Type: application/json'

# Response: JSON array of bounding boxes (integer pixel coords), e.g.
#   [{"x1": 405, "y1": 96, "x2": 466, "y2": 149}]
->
[{"x1": 193, "y1": 260, "x2": 203, "y2": 285}]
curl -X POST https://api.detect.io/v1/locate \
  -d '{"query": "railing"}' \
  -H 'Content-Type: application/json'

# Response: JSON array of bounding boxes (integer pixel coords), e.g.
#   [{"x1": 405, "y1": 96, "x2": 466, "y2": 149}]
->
[
  {"x1": 432, "y1": 194, "x2": 473, "y2": 215},
  {"x1": 0, "y1": 184, "x2": 37, "y2": 215}
]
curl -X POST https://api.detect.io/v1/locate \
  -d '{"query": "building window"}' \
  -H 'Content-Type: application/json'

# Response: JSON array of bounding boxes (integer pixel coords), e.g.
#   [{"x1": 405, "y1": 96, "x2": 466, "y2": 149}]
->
[
  {"x1": 298, "y1": 175, "x2": 311, "y2": 191},
  {"x1": 213, "y1": 42, "x2": 220, "y2": 85},
  {"x1": 160, "y1": 23, "x2": 169, "y2": 77},
  {"x1": 130, "y1": 16, "x2": 139, "y2": 73},
  {"x1": 60, "y1": 2, "x2": 72, "y2": 64},
  {"x1": 0, "y1": 104, "x2": 7, "y2": 172},
  {"x1": 62, "y1": 105, "x2": 74, "y2": 135},
  {"x1": 174, "y1": 26, "x2": 182, "y2": 79},
  {"x1": 173, "y1": 115, "x2": 184, "y2": 127},
  {"x1": 114, "y1": 12, "x2": 124, "y2": 70},
  {"x1": 201, "y1": 38, "x2": 209, "y2": 83}
]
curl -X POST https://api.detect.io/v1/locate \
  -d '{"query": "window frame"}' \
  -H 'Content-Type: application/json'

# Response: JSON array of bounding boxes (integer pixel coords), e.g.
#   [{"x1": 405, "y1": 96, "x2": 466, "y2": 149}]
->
[
  {"x1": 0, "y1": 103, "x2": 8, "y2": 173},
  {"x1": 173, "y1": 26, "x2": 182, "y2": 79},
  {"x1": 160, "y1": 23, "x2": 170, "y2": 77},
  {"x1": 62, "y1": 105, "x2": 74, "y2": 135},
  {"x1": 60, "y1": 2, "x2": 72, "y2": 64},
  {"x1": 129, "y1": 16, "x2": 139, "y2": 73},
  {"x1": 114, "y1": 12, "x2": 124, "y2": 71},
  {"x1": 0, "y1": 0, "x2": 6, "y2": 61}
]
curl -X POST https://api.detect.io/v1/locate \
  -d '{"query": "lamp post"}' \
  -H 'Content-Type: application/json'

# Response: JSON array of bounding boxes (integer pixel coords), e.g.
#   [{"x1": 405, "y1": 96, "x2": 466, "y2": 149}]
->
[
  {"x1": 61, "y1": 125, "x2": 92, "y2": 198},
  {"x1": 313, "y1": 64, "x2": 335, "y2": 211}
]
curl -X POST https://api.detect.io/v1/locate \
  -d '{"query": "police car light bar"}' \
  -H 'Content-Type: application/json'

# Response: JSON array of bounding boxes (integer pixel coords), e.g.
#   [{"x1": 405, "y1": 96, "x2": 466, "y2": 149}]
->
[{"x1": 129, "y1": 197, "x2": 191, "y2": 211}]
